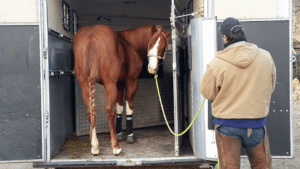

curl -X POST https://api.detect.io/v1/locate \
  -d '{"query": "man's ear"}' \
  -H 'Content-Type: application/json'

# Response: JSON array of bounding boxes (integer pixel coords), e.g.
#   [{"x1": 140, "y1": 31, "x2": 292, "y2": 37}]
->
[{"x1": 222, "y1": 35, "x2": 228, "y2": 43}]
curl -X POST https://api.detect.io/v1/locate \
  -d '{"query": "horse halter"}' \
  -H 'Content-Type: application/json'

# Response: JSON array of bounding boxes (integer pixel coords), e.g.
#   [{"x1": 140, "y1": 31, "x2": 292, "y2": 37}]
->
[{"x1": 147, "y1": 31, "x2": 169, "y2": 60}]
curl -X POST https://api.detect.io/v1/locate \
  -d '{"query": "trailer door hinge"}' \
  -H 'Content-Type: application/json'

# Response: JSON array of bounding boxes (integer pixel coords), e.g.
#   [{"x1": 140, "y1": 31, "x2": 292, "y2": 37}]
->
[
  {"x1": 45, "y1": 111, "x2": 49, "y2": 125},
  {"x1": 43, "y1": 48, "x2": 48, "y2": 59}
]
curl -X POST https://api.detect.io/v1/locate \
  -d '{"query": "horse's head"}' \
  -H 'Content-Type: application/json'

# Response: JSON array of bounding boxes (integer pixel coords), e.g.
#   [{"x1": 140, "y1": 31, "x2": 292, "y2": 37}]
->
[{"x1": 147, "y1": 26, "x2": 171, "y2": 74}]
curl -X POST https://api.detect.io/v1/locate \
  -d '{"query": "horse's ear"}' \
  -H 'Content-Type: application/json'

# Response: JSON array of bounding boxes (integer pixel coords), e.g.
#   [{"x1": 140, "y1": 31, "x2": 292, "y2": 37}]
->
[
  {"x1": 155, "y1": 25, "x2": 163, "y2": 31},
  {"x1": 151, "y1": 25, "x2": 162, "y2": 34},
  {"x1": 165, "y1": 30, "x2": 171, "y2": 38}
]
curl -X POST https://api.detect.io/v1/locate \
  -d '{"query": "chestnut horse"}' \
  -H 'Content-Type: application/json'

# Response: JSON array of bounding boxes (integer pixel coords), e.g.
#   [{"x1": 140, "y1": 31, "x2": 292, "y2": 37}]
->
[{"x1": 73, "y1": 25, "x2": 171, "y2": 155}]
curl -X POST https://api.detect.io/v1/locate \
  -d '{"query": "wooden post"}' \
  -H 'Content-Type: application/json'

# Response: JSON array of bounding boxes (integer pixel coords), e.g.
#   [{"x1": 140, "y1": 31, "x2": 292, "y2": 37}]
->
[{"x1": 193, "y1": 0, "x2": 204, "y2": 18}]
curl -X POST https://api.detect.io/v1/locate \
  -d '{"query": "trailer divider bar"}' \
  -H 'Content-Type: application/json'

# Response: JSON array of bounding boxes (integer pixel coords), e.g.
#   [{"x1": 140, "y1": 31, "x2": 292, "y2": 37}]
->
[{"x1": 48, "y1": 28, "x2": 72, "y2": 43}]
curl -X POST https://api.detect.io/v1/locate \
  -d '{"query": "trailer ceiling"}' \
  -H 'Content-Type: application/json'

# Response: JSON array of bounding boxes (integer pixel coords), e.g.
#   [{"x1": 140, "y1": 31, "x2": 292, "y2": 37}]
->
[{"x1": 69, "y1": 0, "x2": 189, "y2": 30}]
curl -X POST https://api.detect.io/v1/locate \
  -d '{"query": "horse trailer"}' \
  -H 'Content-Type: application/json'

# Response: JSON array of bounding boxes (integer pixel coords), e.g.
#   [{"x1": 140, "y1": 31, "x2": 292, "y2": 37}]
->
[{"x1": 0, "y1": 0, "x2": 293, "y2": 168}]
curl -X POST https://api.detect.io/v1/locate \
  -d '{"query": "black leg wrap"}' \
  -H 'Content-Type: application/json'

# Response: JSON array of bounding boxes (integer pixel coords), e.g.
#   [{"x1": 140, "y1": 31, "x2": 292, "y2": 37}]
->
[
  {"x1": 126, "y1": 115, "x2": 137, "y2": 143},
  {"x1": 116, "y1": 114, "x2": 122, "y2": 134},
  {"x1": 126, "y1": 115, "x2": 133, "y2": 135}
]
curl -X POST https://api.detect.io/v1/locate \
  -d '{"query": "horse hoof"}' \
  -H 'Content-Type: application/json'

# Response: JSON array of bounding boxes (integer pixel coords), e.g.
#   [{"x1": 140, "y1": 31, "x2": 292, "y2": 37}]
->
[
  {"x1": 113, "y1": 147, "x2": 122, "y2": 155},
  {"x1": 91, "y1": 147, "x2": 99, "y2": 155},
  {"x1": 117, "y1": 132, "x2": 126, "y2": 141},
  {"x1": 126, "y1": 134, "x2": 137, "y2": 143}
]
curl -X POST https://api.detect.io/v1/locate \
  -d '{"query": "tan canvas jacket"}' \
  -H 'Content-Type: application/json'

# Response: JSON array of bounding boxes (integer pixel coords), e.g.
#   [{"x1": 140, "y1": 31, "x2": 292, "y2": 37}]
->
[{"x1": 200, "y1": 42, "x2": 276, "y2": 119}]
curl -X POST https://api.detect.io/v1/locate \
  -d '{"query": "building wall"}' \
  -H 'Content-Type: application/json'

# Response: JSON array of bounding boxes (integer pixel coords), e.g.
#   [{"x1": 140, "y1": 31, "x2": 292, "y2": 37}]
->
[
  {"x1": 215, "y1": 0, "x2": 276, "y2": 19},
  {"x1": 294, "y1": 0, "x2": 300, "y2": 43},
  {"x1": 0, "y1": 0, "x2": 38, "y2": 23},
  {"x1": 215, "y1": 0, "x2": 289, "y2": 20}
]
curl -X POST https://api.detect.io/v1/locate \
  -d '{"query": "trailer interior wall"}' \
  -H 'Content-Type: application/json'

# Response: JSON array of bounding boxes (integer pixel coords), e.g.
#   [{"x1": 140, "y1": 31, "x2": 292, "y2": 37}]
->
[
  {"x1": 71, "y1": 0, "x2": 174, "y2": 31},
  {"x1": 215, "y1": 0, "x2": 289, "y2": 20},
  {"x1": 47, "y1": 0, "x2": 74, "y2": 38},
  {"x1": 48, "y1": 34, "x2": 74, "y2": 159},
  {"x1": 0, "y1": 0, "x2": 38, "y2": 23},
  {"x1": 68, "y1": 0, "x2": 175, "y2": 137},
  {"x1": 45, "y1": 0, "x2": 194, "y2": 164},
  {"x1": 46, "y1": 0, "x2": 77, "y2": 160}
]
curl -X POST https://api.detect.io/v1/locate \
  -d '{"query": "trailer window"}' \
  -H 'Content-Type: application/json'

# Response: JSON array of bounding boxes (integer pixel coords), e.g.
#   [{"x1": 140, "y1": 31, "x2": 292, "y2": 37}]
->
[
  {"x1": 62, "y1": 1, "x2": 70, "y2": 32},
  {"x1": 72, "y1": 10, "x2": 78, "y2": 35}
]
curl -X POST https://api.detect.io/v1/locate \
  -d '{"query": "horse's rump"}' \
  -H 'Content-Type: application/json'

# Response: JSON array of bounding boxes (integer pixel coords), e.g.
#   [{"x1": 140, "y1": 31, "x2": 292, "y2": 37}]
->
[{"x1": 73, "y1": 25, "x2": 121, "y2": 83}]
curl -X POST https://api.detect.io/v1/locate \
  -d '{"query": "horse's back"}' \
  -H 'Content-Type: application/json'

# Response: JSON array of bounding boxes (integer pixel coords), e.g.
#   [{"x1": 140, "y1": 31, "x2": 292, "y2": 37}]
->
[
  {"x1": 73, "y1": 25, "x2": 121, "y2": 83},
  {"x1": 73, "y1": 25, "x2": 118, "y2": 58}
]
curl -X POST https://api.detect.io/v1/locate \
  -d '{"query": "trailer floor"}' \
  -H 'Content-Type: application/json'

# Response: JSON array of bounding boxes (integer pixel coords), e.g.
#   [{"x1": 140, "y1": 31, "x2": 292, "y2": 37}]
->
[{"x1": 52, "y1": 125, "x2": 194, "y2": 160}]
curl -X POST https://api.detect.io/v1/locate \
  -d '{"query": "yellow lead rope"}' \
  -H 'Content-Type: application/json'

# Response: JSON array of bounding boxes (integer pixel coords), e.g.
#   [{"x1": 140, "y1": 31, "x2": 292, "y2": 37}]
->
[
  {"x1": 155, "y1": 75, "x2": 219, "y2": 168},
  {"x1": 154, "y1": 74, "x2": 206, "y2": 136}
]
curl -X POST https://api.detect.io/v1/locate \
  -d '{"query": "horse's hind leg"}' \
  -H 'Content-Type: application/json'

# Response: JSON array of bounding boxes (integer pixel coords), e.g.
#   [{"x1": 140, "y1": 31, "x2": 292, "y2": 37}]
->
[
  {"x1": 78, "y1": 77, "x2": 99, "y2": 155},
  {"x1": 116, "y1": 82, "x2": 125, "y2": 141},
  {"x1": 125, "y1": 79, "x2": 139, "y2": 143},
  {"x1": 104, "y1": 83, "x2": 122, "y2": 155}
]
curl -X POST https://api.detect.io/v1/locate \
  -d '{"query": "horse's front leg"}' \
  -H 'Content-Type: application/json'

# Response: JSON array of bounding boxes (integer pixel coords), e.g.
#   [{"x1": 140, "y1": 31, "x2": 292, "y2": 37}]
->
[
  {"x1": 125, "y1": 79, "x2": 139, "y2": 143},
  {"x1": 104, "y1": 83, "x2": 122, "y2": 155}
]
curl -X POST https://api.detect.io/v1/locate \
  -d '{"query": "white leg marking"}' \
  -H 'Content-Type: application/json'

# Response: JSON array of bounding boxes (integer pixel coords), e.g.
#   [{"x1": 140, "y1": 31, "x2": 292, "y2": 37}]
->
[
  {"x1": 91, "y1": 127, "x2": 99, "y2": 155},
  {"x1": 116, "y1": 103, "x2": 124, "y2": 115},
  {"x1": 126, "y1": 100, "x2": 133, "y2": 115},
  {"x1": 113, "y1": 147, "x2": 122, "y2": 155}
]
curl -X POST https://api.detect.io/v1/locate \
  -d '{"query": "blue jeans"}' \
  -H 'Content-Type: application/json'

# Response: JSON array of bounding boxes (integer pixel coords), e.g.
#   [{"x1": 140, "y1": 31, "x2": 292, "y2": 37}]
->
[{"x1": 218, "y1": 125, "x2": 265, "y2": 149}]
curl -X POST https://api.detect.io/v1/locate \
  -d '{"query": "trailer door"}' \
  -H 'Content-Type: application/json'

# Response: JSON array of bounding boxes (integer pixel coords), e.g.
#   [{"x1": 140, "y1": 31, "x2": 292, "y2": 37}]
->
[
  {"x1": 0, "y1": 24, "x2": 44, "y2": 163},
  {"x1": 0, "y1": 0, "x2": 47, "y2": 163},
  {"x1": 216, "y1": 20, "x2": 292, "y2": 157},
  {"x1": 187, "y1": 17, "x2": 218, "y2": 160}
]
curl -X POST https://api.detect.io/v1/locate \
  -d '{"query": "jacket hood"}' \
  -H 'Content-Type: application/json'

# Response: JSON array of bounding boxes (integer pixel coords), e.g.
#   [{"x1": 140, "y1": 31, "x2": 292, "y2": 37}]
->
[{"x1": 216, "y1": 42, "x2": 259, "y2": 68}]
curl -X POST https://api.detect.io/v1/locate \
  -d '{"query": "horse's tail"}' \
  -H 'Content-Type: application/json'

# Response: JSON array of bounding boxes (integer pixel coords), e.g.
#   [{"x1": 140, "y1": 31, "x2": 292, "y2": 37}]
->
[
  {"x1": 86, "y1": 38, "x2": 99, "y2": 131},
  {"x1": 89, "y1": 75, "x2": 96, "y2": 136}
]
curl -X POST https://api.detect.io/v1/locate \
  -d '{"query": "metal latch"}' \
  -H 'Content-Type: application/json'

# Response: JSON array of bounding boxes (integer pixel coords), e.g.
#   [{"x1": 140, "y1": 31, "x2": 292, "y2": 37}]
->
[
  {"x1": 173, "y1": 63, "x2": 177, "y2": 71},
  {"x1": 49, "y1": 70, "x2": 74, "y2": 76}
]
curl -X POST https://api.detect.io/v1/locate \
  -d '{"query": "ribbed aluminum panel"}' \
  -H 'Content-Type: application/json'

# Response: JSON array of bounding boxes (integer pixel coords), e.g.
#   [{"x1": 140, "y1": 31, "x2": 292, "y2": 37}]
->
[
  {"x1": 76, "y1": 53, "x2": 174, "y2": 136},
  {"x1": 188, "y1": 18, "x2": 212, "y2": 159}
]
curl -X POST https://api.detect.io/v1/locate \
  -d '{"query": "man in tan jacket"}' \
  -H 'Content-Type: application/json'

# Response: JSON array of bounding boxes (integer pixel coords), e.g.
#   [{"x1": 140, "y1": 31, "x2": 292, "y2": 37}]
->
[{"x1": 200, "y1": 17, "x2": 276, "y2": 169}]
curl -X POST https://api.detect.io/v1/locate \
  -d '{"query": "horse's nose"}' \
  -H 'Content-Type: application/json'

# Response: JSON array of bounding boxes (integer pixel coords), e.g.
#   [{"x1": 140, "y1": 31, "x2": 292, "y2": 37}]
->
[
  {"x1": 148, "y1": 66, "x2": 157, "y2": 74},
  {"x1": 148, "y1": 56, "x2": 158, "y2": 74}
]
